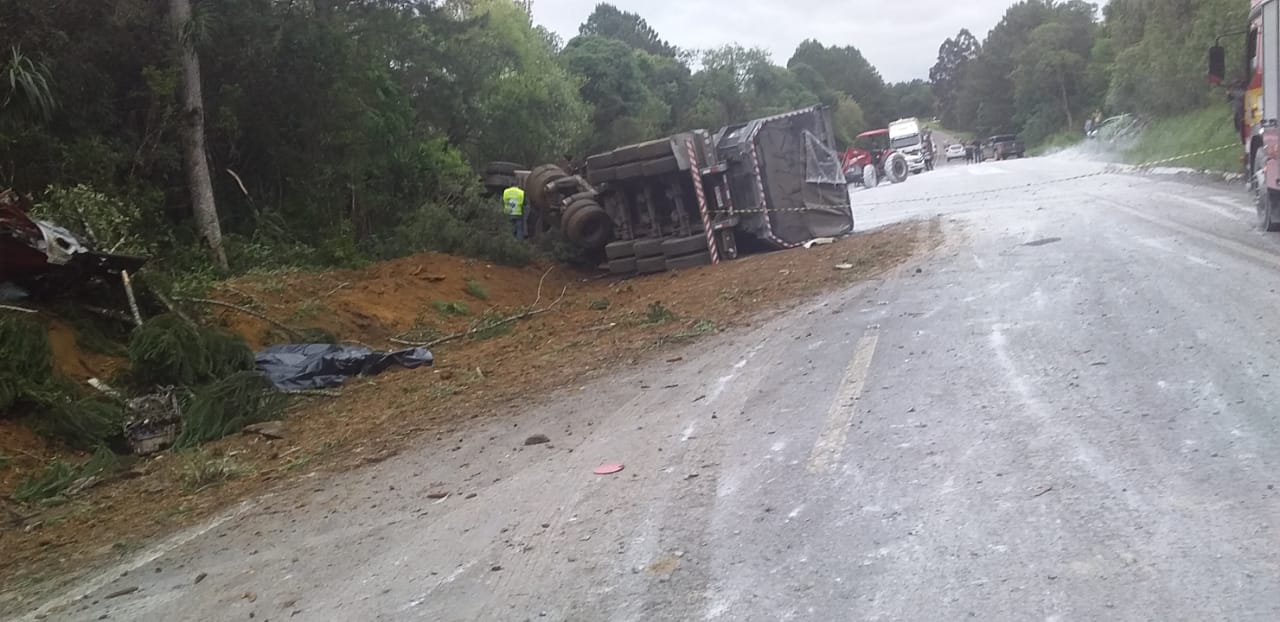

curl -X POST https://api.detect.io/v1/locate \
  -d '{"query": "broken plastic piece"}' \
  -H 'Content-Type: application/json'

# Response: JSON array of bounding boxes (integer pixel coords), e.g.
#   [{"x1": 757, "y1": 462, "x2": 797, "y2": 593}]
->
[{"x1": 593, "y1": 463, "x2": 625, "y2": 475}]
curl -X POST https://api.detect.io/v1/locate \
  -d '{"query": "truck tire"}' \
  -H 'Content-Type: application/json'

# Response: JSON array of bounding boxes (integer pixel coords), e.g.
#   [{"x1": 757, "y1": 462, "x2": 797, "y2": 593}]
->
[
  {"x1": 1255, "y1": 155, "x2": 1280, "y2": 232},
  {"x1": 642, "y1": 156, "x2": 680, "y2": 176},
  {"x1": 634, "y1": 238, "x2": 665, "y2": 258},
  {"x1": 661, "y1": 234, "x2": 707, "y2": 258},
  {"x1": 885, "y1": 154, "x2": 909, "y2": 184},
  {"x1": 565, "y1": 204, "x2": 613, "y2": 249},
  {"x1": 526, "y1": 164, "x2": 566, "y2": 211},
  {"x1": 483, "y1": 173, "x2": 518, "y2": 189},
  {"x1": 665, "y1": 251, "x2": 712, "y2": 271},
  {"x1": 608, "y1": 257, "x2": 637, "y2": 274},
  {"x1": 560, "y1": 199, "x2": 591, "y2": 230},
  {"x1": 636, "y1": 255, "x2": 667, "y2": 274},
  {"x1": 485, "y1": 161, "x2": 521, "y2": 175},
  {"x1": 605, "y1": 241, "x2": 635, "y2": 260}
]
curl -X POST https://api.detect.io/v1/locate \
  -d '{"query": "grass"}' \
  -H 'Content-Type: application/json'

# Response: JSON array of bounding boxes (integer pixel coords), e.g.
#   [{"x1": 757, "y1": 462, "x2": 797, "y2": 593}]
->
[
  {"x1": 1032, "y1": 131, "x2": 1084, "y2": 156},
  {"x1": 432, "y1": 300, "x2": 471, "y2": 316},
  {"x1": 464, "y1": 280, "x2": 490, "y2": 301},
  {"x1": 12, "y1": 447, "x2": 118, "y2": 505},
  {"x1": 179, "y1": 450, "x2": 246, "y2": 492},
  {"x1": 1124, "y1": 105, "x2": 1241, "y2": 173},
  {"x1": 589, "y1": 298, "x2": 611, "y2": 311},
  {"x1": 468, "y1": 309, "x2": 514, "y2": 341},
  {"x1": 672, "y1": 319, "x2": 720, "y2": 341},
  {"x1": 644, "y1": 302, "x2": 678, "y2": 326}
]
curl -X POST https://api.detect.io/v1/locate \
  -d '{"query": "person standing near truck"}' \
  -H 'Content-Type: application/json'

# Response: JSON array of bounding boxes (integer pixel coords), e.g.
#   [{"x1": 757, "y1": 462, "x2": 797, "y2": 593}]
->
[{"x1": 502, "y1": 185, "x2": 527, "y2": 240}]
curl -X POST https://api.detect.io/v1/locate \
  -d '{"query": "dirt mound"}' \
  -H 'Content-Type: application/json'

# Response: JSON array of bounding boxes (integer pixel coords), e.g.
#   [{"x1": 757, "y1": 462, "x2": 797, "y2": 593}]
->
[{"x1": 212, "y1": 252, "x2": 577, "y2": 349}]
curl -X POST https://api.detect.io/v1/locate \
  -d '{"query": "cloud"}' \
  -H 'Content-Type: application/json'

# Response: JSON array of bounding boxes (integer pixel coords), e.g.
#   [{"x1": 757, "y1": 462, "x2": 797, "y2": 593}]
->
[{"x1": 533, "y1": 0, "x2": 1020, "y2": 82}]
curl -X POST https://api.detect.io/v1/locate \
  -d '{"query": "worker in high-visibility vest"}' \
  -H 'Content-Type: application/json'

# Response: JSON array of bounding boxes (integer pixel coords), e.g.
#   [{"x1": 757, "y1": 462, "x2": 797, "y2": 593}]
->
[{"x1": 502, "y1": 185, "x2": 527, "y2": 240}]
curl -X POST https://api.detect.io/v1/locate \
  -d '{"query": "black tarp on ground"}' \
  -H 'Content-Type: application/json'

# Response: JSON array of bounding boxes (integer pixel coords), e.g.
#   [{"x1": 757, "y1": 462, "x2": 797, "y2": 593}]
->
[{"x1": 256, "y1": 344, "x2": 433, "y2": 391}]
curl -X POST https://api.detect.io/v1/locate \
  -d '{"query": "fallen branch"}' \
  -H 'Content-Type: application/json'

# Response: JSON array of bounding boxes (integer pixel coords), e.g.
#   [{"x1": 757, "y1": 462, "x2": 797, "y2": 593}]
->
[
  {"x1": 120, "y1": 270, "x2": 143, "y2": 327},
  {"x1": 173, "y1": 297, "x2": 304, "y2": 340},
  {"x1": 151, "y1": 288, "x2": 198, "y2": 329},
  {"x1": 0, "y1": 304, "x2": 35, "y2": 314},
  {"x1": 389, "y1": 284, "x2": 569, "y2": 349}
]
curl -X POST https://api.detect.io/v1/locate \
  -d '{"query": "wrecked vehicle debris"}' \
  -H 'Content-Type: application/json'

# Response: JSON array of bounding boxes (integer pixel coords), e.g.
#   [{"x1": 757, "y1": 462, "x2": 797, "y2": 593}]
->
[{"x1": 0, "y1": 189, "x2": 147, "y2": 299}]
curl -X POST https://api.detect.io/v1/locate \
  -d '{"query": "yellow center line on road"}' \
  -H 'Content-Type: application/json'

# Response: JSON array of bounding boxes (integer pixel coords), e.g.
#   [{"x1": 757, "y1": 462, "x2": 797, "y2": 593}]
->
[{"x1": 807, "y1": 329, "x2": 880, "y2": 475}]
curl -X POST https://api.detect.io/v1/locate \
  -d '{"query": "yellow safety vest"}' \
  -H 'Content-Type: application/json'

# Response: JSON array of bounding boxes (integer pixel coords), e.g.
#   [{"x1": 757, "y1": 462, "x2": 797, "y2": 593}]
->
[{"x1": 502, "y1": 187, "x2": 525, "y2": 217}]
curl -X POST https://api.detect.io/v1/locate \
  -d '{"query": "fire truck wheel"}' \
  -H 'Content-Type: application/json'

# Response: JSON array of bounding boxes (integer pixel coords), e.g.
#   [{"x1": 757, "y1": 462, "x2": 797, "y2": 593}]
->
[
  {"x1": 608, "y1": 257, "x2": 637, "y2": 274},
  {"x1": 565, "y1": 204, "x2": 613, "y2": 249},
  {"x1": 665, "y1": 251, "x2": 713, "y2": 271},
  {"x1": 634, "y1": 238, "x2": 665, "y2": 258},
  {"x1": 605, "y1": 241, "x2": 635, "y2": 260},
  {"x1": 661, "y1": 234, "x2": 708, "y2": 258},
  {"x1": 1255, "y1": 156, "x2": 1280, "y2": 232},
  {"x1": 636, "y1": 255, "x2": 668, "y2": 274}
]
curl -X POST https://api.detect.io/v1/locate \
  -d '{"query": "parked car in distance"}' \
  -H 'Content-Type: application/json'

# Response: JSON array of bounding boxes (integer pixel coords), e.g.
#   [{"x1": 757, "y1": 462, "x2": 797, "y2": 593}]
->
[
  {"x1": 984, "y1": 134, "x2": 1025, "y2": 160},
  {"x1": 945, "y1": 143, "x2": 966, "y2": 162}
]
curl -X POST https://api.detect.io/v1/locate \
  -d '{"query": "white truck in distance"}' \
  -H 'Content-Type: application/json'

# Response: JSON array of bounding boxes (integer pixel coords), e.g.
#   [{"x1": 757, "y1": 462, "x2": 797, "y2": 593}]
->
[{"x1": 888, "y1": 118, "x2": 925, "y2": 174}]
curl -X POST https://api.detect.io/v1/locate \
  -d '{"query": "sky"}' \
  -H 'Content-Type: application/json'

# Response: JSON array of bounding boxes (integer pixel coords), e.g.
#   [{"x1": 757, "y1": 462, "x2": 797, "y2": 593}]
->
[{"x1": 531, "y1": 0, "x2": 1023, "y2": 83}]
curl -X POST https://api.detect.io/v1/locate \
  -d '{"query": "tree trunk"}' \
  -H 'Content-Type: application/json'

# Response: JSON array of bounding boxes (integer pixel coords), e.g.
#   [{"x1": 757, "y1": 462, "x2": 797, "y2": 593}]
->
[
  {"x1": 170, "y1": 0, "x2": 228, "y2": 270},
  {"x1": 1058, "y1": 69, "x2": 1074, "y2": 131}
]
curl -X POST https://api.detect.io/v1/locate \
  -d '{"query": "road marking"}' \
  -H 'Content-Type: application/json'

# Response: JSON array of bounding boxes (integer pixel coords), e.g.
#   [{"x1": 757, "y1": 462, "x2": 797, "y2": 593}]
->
[
  {"x1": 807, "y1": 330, "x2": 880, "y2": 474},
  {"x1": 1111, "y1": 201, "x2": 1280, "y2": 270}
]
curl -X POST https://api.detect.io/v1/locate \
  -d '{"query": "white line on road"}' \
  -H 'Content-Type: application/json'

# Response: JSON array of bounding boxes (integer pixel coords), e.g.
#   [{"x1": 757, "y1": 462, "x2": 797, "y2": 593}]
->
[{"x1": 807, "y1": 331, "x2": 880, "y2": 474}]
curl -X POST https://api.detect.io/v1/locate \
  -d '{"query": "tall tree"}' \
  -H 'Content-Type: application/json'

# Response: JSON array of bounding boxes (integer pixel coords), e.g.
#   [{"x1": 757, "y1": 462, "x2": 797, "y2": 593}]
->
[
  {"x1": 787, "y1": 40, "x2": 890, "y2": 126},
  {"x1": 579, "y1": 3, "x2": 678, "y2": 58},
  {"x1": 170, "y1": 0, "x2": 226, "y2": 269},
  {"x1": 929, "y1": 29, "x2": 980, "y2": 128}
]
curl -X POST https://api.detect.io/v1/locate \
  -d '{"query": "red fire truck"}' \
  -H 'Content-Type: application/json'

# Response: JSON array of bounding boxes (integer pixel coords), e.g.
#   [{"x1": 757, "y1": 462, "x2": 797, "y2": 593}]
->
[{"x1": 1211, "y1": 0, "x2": 1280, "y2": 230}]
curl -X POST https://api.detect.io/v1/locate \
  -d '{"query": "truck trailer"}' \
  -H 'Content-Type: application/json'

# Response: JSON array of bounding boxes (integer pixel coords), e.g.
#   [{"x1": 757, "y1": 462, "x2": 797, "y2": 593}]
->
[{"x1": 522, "y1": 106, "x2": 854, "y2": 275}]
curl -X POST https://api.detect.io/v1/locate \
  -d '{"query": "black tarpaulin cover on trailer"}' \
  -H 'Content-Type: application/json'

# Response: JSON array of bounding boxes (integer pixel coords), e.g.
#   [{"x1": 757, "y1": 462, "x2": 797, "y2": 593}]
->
[
  {"x1": 256, "y1": 344, "x2": 433, "y2": 391},
  {"x1": 753, "y1": 114, "x2": 853, "y2": 244}
]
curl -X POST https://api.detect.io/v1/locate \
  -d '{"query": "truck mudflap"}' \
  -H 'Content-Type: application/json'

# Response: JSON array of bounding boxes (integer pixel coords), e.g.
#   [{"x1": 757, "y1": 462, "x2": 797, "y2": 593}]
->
[{"x1": 718, "y1": 106, "x2": 854, "y2": 249}]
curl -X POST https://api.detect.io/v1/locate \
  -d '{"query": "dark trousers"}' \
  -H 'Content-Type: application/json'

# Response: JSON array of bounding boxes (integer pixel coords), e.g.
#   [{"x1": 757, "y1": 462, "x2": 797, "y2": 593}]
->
[{"x1": 510, "y1": 216, "x2": 527, "y2": 240}]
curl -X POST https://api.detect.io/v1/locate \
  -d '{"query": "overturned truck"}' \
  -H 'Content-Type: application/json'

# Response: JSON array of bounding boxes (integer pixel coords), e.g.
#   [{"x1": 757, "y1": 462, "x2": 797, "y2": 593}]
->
[{"x1": 526, "y1": 106, "x2": 853, "y2": 275}]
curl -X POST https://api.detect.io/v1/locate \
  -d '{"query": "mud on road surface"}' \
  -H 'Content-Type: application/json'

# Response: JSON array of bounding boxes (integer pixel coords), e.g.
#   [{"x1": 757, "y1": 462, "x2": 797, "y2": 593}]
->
[{"x1": 1, "y1": 220, "x2": 936, "y2": 618}]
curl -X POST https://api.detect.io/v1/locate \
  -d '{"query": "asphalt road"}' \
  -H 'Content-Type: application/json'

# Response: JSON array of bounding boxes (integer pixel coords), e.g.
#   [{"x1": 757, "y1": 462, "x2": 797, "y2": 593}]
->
[{"x1": 19, "y1": 155, "x2": 1280, "y2": 621}]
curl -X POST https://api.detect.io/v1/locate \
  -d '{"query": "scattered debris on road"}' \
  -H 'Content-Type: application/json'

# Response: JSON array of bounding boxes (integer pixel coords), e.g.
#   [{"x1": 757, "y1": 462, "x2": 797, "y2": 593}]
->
[
  {"x1": 523, "y1": 434, "x2": 551, "y2": 446},
  {"x1": 593, "y1": 463, "x2": 625, "y2": 475}
]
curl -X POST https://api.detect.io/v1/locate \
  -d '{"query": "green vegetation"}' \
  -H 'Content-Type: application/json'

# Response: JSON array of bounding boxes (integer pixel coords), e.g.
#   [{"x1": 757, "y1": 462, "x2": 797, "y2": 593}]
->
[
  {"x1": 179, "y1": 450, "x2": 246, "y2": 492},
  {"x1": 589, "y1": 298, "x2": 611, "y2": 311},
  {"x1": 674, "y1": 319, "x2": 720, "y2": 341},
  {"x1": 644, "y1": 302, "x2": 678, "y2": 326},
  {"x1": 930, "y1": 0, "x2": 1246, "y2": 149},
  {"x1": 173, "y1": 372, "x2": 286, "y2": 449},
  {"x1": 128, "y1": 315, "x2": 254, "y2": 387},
  {"x1": 1123, "y1": 106, "x2": 1241, "y2": 173},
  {"x1": 463, "y1": 281, "x2": 490, "y2": 301},
  {"x1": 12, "y1": 447, "x2": 118, "y2": 505},
  {"x1": 468, "y1": 309, "x2": 515, "y2": 341},
  {"x1": 433, "y1": 300, "x2": 472, "y2": 317}
]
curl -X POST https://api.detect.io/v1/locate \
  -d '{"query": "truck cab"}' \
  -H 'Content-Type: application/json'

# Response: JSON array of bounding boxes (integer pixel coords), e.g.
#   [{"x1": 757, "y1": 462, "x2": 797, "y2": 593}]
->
[
  {"x1": 1210, "y1": 0, "x2": 1280, "y2": 230},
  {"x1": 888, "y1": 118, "x2": 926, "y2": 174}
]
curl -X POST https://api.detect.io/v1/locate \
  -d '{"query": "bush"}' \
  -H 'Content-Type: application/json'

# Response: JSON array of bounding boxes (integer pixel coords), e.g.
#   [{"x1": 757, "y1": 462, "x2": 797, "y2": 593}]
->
[
  {"x1": 464, "y1": 280, "x2": 490, "y2": 301},
  {"x1": 128, "y1": 315, "x2": 255, "y2": 387},
  {"x1": 179, "y1": 450, "x2": 246, "y2": 492},
  {"x1": 12, "y1": 447, "x2": 118, "y2": 505},
  {"x1": 1123, "y1": 106, "x2": 1241, "y2": 173},
  {"x1": 0, "y1": 316, "x2": 53, "y2": 410},
  {"x1": 173, "y1": 372, "x2": 286, "y2": 449}
]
